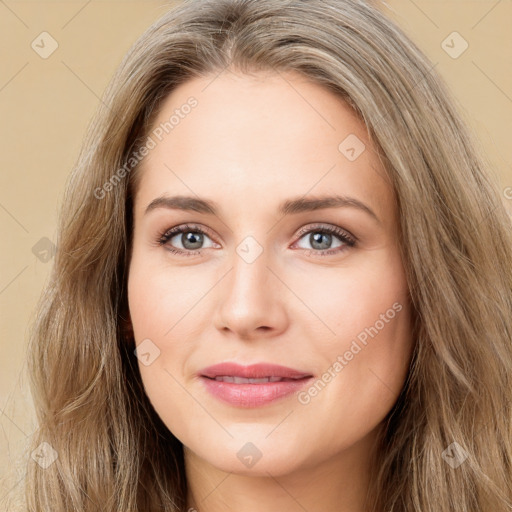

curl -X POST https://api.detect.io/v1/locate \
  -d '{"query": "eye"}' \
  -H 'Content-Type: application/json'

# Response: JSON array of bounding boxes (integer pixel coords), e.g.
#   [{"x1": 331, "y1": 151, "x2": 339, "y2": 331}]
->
[
  {"x1": 157, "y1": 224, "x2": 218, "y2": 256},
  {"x1": 157, "y1": 223, "x2": 356, "y2": 257},
  {"x1": 292, "y1": 224, "x2": 356, "y2": 256}
]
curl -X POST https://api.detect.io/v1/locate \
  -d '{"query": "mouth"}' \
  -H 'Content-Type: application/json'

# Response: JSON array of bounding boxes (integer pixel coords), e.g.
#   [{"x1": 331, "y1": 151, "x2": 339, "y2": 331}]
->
[
  {"x1": 200, "y1": 362, "x2": 312, "y2": 380},
  {"x1": 198, "y1": 362, "x2": 314, "y2": 407},
  {"x1": 205, "y1": 375, "x2": 306, "y2": 383}
]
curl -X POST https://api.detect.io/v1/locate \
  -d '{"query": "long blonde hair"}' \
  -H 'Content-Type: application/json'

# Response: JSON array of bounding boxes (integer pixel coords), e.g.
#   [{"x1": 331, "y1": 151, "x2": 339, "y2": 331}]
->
[{"x1": 26, "y1": 0, "x2": 512, "y2": 510}]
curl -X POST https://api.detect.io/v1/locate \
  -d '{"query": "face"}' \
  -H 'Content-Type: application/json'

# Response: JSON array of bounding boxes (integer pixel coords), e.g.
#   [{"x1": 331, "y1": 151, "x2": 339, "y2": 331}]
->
[{"x1": 127, "y1": 69, "x2": 413, "y2": 477}]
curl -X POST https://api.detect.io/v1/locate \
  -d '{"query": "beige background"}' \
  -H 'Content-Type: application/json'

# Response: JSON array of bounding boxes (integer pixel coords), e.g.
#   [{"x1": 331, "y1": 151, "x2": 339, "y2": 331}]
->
[{"x1": 1, "y1": 0, "x2": 511, "y2": 507}]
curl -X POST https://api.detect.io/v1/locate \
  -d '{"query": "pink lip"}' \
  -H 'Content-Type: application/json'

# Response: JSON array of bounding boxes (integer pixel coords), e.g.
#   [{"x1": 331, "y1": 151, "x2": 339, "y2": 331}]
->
[{"x1": 198, "y1": 362, "x2": 313, "y2": 408}]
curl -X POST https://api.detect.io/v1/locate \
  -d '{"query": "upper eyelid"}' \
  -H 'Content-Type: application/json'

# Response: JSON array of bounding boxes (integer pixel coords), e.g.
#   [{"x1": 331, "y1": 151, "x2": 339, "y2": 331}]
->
[
  {"x1": 160, "y1": 223, "x2": 211, "y2": 236},
  {"x1": 295, "y1": 223, "x2": 356, "y2": 241}
]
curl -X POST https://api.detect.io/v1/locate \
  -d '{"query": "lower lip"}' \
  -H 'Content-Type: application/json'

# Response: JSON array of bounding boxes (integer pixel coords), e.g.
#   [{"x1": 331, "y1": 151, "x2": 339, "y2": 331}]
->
[{"x1": 200, "y1": 376, "x2": 313, "y2": 407}]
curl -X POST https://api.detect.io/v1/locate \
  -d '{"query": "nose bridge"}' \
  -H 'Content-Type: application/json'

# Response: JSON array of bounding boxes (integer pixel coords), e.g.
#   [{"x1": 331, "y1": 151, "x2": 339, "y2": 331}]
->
[
  {"x1": 228, "y1": 234, "x2": 273, "y2": 308},
  {"x1": 214, "y1": 232, "x2": 287, "y2": 337}
]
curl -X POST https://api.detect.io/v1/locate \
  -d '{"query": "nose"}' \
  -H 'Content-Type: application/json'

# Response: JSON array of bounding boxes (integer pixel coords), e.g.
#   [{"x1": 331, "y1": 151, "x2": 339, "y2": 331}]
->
[{"x1": 214, "y1": 245, "x2": 289, "y2": 341}]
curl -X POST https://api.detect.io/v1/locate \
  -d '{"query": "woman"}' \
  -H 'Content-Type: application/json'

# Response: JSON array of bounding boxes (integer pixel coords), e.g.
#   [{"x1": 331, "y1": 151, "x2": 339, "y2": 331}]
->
[{"x1": 26, "y1": 0, "x2": 512, "y2": 510}]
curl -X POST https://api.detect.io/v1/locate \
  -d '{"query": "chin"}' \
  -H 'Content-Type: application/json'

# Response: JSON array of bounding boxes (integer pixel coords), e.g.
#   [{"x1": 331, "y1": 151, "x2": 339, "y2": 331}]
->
[{"x1": 186, "y1": 435, "x2": 309, "y2": 477}]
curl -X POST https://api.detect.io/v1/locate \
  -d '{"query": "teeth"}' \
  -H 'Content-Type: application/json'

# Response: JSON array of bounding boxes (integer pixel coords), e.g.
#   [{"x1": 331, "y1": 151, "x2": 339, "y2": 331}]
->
[{"x1": 213, "y1": 376, "x2": 285, "y2": 383}]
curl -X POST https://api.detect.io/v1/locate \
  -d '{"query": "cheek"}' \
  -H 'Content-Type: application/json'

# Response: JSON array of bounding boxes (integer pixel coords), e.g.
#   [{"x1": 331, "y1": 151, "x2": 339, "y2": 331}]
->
[
  {"x1": 127, "y1": 256, "x2": 195, "y2": 429},
  {"x1": 288, "y1": 267, "x2": 412, "y2": 469},
  {"x1": 298, "y1": 248, "x2": 411, "y2": 355},
  {"x1": 128, "y1": 284, "x2": 173, "y2": 340},
  {"x1": 295, "y1": 250, "x2": 413, "y2": 422},
  {"x1": 127, "y1": 251, "x2": 204, "y2": 340},
  {"x1": 127, "y1": 250, "x2": 212, "y2": 398}
]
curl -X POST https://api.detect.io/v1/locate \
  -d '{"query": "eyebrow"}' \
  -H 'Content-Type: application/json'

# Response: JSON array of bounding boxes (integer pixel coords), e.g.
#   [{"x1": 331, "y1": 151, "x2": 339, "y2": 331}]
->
[{"x1": 144, "y1": 194, "x2": 381, "y2": 224}]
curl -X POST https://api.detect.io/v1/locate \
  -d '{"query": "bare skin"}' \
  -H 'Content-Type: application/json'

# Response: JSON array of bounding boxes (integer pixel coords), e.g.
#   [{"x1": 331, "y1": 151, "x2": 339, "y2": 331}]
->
[{"x1": 127, "y1": 68, "x2": 413, "y2": 512}]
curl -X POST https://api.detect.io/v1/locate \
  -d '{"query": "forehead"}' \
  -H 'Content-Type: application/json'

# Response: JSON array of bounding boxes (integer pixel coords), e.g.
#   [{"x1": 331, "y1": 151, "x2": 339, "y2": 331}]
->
[{"x1": 134, "y1": 70, "x2": 394, "y2": 225}]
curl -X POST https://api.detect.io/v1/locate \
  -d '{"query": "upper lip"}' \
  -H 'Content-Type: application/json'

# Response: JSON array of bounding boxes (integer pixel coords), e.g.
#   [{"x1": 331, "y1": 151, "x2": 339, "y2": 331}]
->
[{"x1": 200, "y1": 362, "x2": 313, "y2": 380}]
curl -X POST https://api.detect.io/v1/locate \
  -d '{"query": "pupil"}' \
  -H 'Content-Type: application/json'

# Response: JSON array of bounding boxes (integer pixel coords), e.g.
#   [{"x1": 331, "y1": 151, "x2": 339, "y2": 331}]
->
[
  {"x1": 311, "y1": 232, "x2": 331, "y2": 250},
  {"x1": 183, "y1": 232, "x2": 203, "y2": 250}
]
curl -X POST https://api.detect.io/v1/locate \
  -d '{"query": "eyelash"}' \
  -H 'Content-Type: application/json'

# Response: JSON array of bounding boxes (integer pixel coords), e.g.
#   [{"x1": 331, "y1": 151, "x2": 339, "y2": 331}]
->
[{"x1": 156, "y1": 223, "x2": 357, "y2": 258}]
